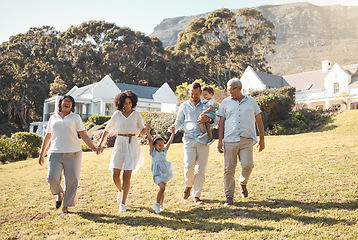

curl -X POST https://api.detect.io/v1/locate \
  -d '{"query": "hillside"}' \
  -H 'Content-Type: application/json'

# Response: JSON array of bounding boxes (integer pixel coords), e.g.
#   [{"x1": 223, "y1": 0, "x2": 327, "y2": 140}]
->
[{"x1": 150, "y1": 2, "x2": 358, "y2": 75}]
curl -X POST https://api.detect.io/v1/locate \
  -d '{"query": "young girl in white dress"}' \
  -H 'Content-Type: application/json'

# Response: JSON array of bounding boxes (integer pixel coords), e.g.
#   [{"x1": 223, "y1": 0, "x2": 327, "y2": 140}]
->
[
  {"x1": 146, "y1": 127, "x2": 175, "y2": 214},
  {"x1": 97, "y1": 90, "x2": 151, "y2": 213}
]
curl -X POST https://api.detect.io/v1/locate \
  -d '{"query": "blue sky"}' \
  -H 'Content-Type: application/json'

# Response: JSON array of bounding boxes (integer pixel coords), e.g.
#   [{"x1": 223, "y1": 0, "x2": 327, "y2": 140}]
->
[{"x1": 1, "y1": 0, "x2": 358, "y2": 43}]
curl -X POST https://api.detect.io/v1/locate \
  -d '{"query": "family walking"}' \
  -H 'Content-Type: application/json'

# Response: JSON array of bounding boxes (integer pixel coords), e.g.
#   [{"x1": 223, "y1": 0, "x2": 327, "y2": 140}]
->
[{"x1": 38, "y1": 78, "x2": 265, "y2": 215}]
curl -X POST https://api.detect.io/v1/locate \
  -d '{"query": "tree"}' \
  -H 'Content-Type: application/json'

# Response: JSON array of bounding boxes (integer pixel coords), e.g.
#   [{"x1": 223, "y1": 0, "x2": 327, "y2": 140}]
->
[
  {"x1": 50, "y1": 76, "x2": 68, "y2": 96},
  {"x1": 0, "y1": 26, "x2": 62, "y2": 130},
  {"x1": 175, "y1": 79, "x2": 228, "y2": 105},
  {"x1": 172, "y1": 8, "x2": 276, "y2": 88},
  {"x1": 60, "y1": 21, "x2": 173, "y2": 87}
]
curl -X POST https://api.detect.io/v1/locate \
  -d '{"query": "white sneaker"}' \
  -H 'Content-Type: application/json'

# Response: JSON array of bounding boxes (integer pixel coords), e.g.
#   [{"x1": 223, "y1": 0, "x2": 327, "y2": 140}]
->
[
  {"x1": 117, "y1": 190, "x2": 122, "y2": 203},
  {"x1": 159, "y1": 204, "x2": 164, "y2": 212},
  {"x1": 154, "y1": 202, "x2": 161, "y2": 214},
  {"x1": 119, "y1": 203, "x2": 126, "y2": 213}
]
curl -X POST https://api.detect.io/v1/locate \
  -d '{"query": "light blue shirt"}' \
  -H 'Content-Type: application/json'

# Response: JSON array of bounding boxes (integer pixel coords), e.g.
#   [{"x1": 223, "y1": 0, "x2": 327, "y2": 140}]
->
[
  {"x1": 217, "y1": 96, "x2": 261, "y2": 144},
  {"x1": 174, "y1": 100, "x2": 207, "y2": 139}
]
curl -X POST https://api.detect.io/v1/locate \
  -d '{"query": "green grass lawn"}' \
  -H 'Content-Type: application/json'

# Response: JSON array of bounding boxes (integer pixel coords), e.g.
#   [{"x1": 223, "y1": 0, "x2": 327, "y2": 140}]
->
[{"x1": 1, "y1": 110, "x2": 358, "y2": 239}]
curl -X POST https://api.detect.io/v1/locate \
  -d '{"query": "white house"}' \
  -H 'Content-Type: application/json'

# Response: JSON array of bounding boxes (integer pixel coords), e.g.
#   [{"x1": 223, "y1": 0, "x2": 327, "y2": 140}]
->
[
  {"x1": 240, "y1": 66, "x2": 290, "y2": 94},
  {"x1": 29, "y1": 75, "x2": 178, "y2": 135},
  {"x1": 283, "y1": 61, "x2": 358, "y2": 111}
]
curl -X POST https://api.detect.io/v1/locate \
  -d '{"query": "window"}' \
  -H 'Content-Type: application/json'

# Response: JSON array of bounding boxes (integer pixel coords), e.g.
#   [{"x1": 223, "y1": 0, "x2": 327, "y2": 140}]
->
[
  {"x1": 333, "y1": 83, "x2": 339, "y2": 93},
  {"x1": 105, "y1": 103, "x2": 115, "y2": 116},
  {"x1": 48, "y1": 102, "x2": 55, "y2": 113}
]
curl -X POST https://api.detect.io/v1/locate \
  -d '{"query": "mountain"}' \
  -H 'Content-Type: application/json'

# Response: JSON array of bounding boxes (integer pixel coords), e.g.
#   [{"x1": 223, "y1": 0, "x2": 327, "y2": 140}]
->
[{"x1": 150, "y1": 2, "x2": 358, "y2": 75}]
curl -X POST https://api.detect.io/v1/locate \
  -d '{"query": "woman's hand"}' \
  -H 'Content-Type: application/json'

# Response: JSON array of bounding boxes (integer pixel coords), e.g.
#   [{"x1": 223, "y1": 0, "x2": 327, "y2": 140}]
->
[
  {"x1": 38, "y1": 155, "x2": 45, "y2": 166},
  {"x1": 95, "y1": 146, "x2": 103, "y2": 155}
]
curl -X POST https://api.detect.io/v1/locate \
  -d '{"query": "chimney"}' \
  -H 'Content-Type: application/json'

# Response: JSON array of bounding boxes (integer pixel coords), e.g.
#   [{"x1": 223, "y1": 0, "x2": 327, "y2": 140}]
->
[{"x1": 322, "y1": 60, "x2": 332, "y2": 72}]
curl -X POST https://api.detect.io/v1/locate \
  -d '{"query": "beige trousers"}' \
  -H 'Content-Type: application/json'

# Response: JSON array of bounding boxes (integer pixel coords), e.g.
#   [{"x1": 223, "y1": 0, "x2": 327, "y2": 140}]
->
[
  {"x1": 224, "y1": 137, "x2": 254, "y2": 198},
  {"x1": 47, "y1": 151, "x2": 82, "y2": 207},
  {"x1": 183, "y1": 137, "x2": 210, "y2": 198}
]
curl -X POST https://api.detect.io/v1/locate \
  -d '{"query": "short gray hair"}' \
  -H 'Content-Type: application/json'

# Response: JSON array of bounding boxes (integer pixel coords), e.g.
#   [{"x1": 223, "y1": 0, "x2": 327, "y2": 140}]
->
[{"x1": 227, "y1": 78, "x2": 242, "y2": 88}]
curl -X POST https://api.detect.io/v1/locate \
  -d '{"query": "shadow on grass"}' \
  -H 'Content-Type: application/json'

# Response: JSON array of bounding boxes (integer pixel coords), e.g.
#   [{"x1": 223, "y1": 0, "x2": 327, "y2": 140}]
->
[
  {"x1": 77, "y1": 208, "x2": 274, "y2": 232},
  {"x1": 77, "y1": 198, "x2": 356, "y2": 231},
  {"x1": 312, "y1": 117, "x2": 337, "y2": 132}
]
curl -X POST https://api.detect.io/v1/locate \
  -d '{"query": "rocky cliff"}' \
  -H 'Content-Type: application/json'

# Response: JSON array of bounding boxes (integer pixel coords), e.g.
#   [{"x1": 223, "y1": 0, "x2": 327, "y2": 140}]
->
[{"x1": 150, "y1": 2, "x2": 358, "y2": 75}]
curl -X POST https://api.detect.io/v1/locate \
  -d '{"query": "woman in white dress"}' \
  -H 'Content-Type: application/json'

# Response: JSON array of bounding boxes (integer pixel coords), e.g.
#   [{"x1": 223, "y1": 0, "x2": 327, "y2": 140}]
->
[{"x1": 97, "y1": 90, "x2": 150, "y2": 213}]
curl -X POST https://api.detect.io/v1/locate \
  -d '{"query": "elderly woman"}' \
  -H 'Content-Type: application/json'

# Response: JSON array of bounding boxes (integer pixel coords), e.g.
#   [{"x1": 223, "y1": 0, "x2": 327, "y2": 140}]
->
[
  {"x1": 97, "y1": 90, "x2": 150, "y2": 213},
  {"x1": 38, "y1": 95, "x2": 100, "y2": 215}
]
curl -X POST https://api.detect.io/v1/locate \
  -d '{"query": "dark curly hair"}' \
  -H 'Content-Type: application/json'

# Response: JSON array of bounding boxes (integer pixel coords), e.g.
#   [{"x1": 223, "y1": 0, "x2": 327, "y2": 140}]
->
[
  {"x1": 58, "y1": 95, "x2": 75, "y2": 112},
  {"x1": 114, "y1": 90, "x2": 138, "y2": 111}
]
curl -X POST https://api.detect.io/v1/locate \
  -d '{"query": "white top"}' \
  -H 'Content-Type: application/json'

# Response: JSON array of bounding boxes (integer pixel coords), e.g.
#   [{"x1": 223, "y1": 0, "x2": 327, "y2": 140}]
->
[
  {"x1": 217, "y1": 96, "x2": 261, "y2": 144},
  {"x1": 46, "y1": 112, "x2": 86, "y2": 153},
  {"x1": 105, "y1": 110, "x2": 145, "y2": 174},
  {"x1": 105, "y1": 110, "x2": 144, "y2": 134}
]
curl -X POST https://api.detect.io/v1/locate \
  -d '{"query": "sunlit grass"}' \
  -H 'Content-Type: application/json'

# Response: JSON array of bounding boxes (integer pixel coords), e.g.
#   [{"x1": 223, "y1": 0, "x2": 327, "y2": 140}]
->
[{"x1": 1, "y1": 110, "x2": 357, "y2": 239}]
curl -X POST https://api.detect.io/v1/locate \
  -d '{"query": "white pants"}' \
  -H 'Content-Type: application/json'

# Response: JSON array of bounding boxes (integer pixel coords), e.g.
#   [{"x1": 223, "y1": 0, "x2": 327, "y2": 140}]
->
[
  {"x1": 47, "y1": 151, "x2": 82, "y2": 207},
  {"x1": 183, "y1": 137, "x2": 210, "y2": 198}
]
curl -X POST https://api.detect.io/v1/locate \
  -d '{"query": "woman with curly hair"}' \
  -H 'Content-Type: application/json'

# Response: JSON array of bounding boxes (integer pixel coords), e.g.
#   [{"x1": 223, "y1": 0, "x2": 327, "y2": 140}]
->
[{"x1": 97, "y1": 90, "x2": 151, "y2": 213}]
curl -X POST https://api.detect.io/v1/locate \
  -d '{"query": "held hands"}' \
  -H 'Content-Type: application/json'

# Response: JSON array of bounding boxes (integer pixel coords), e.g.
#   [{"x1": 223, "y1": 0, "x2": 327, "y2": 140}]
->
[
  {"x1": 94, "y1": 146, "x2": 103, "y2": 155},
  {"x1": 168, "y1": 124, "x2": 175, "y2": 133}
]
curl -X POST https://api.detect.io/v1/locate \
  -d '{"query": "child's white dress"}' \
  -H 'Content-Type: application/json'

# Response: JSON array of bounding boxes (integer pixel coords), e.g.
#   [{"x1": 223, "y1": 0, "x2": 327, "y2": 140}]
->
[
  {"x1": 150, "y1": 147, "x2": 175, "y2": 185},
  {"x1": 105, "y1": 110, "x2": 145, "y2": 174}
]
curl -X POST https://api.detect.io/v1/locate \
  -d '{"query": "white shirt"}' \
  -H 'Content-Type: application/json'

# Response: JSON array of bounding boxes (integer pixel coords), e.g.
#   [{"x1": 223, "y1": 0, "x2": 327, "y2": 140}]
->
[
  {"x1": 217, "y1": 96, "x2": 261, "y2": 144},
  {"x1": 46, "y1": 112, "x2": 86, "y2": 153}
]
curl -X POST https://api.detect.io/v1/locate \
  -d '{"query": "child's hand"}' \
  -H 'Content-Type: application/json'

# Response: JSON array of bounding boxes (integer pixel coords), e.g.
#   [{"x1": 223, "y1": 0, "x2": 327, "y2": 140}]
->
[{"x1": 146, "y1": 121, "x2": 152, "y2": 129}]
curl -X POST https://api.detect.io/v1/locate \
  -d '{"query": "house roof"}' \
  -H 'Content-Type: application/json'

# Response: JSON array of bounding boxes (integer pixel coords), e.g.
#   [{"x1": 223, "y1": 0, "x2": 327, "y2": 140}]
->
[
  {"x1": 115, "y1": 83, "x2": 158, "y2": 100},
  {"x1": 254, "y1": 71, "x2": 290, "y2": 89},
  {"x1": 283, "y1": 63, "x2": 358, "y2": 91},
  {"x1": 283, "y1": 70, "x2": 328, "y2": 91},
  {"x1": 70, "y1": 83, "x2": 97, "y2": 99},
  {"x1": 69, "y1": 81, "x2": 160, "y2": 100}
]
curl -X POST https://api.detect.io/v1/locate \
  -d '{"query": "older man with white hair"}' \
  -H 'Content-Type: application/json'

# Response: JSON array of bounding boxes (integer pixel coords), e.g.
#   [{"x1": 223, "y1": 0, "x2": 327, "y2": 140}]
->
[{"x1": 217, "y1": 78, "x2": 265, "y2": 206}]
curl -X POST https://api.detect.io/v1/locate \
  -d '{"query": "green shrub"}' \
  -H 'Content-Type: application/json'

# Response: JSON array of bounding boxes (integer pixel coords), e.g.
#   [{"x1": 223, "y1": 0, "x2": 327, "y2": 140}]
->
[
  {"x1": 87, "y1": 114, "x2": 111, "y2": 125},
  {"x1": 0, "y1": 123, "x2": 18, "y2": 137},
  {"x1": 85, "y1": 114, "x2": 111, "y2": 131},
  {"x1": 266, "y1": 109, "x2": 329, "y2": 135},
  {"x1": 251, "y1": 87, "x2": 296, "y2": 130},
  {"x1": 140, "y1": 112, "x2": 183, "y2": 143},
  {"x1": 81, "y1": 144, "x2": 92, "y2": 152},
  {"x1": 11, "y1": 132, "x2": 42, "y2": 158},
  {"x1": 0, "y1": 136, "x2": 27, "y2": 163},
  {"x1": 267, "y1": 123, "x2": 288, "y2": 135}
]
